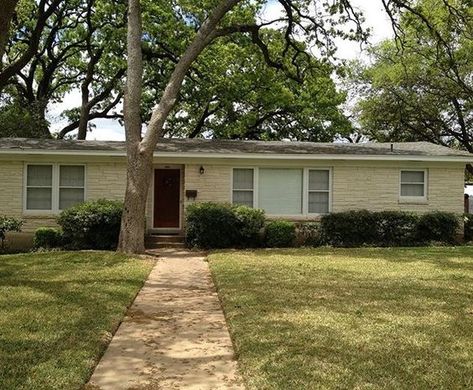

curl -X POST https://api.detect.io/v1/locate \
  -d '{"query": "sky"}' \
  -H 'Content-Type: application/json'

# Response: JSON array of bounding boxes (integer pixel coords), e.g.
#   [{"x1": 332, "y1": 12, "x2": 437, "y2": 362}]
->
[{"x1": 49, "y1": 0, "x2": 394, "y2": 141}]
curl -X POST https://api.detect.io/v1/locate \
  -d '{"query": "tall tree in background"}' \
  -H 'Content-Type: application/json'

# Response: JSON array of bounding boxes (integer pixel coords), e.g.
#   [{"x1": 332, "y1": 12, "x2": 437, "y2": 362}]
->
[
  {"x1": 159, "y1": 30, "x2": 352, "y2": 141},
  {"x1": 1, "y1": 0, "x2": 126, "y2": 139},
  {"x1": 350, "y1": 0, "x2": 473, "y2": 153}
]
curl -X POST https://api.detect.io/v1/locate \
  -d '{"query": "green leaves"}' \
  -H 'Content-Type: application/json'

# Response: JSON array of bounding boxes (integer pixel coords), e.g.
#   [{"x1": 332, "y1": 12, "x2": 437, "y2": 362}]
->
[{"x1": 351, "y1": 0, "x2": 473, "y2": 151}]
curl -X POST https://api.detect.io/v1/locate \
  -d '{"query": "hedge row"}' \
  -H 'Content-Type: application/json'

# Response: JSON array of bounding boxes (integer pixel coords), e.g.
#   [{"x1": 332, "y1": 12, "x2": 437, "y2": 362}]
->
[
  {"x1": 30, "y1": 199, "x2": 467, "y2": 250},
  {"x1": 185, "y1": 203, "x2": 462, "y2": 248},
  {"x1": 320, "y1": 210, "x2": 459, "y2": 247}
]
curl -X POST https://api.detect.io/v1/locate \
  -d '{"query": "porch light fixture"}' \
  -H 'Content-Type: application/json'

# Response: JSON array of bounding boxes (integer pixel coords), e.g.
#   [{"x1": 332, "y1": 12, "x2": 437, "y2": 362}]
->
[{"x1": 199, "y1": 165, "x2": 205, "y2": 175}]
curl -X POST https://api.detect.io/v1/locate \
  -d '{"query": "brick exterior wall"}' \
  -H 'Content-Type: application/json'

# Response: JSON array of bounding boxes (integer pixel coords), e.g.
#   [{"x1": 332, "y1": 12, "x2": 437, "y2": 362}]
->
[
  {"x1": 0, "y1": 160, "x2": 127, "y2": 237},
  {"x1": 184, "y1": 164, "x2": 231, "y2": 207},
  {"x1": 0, "y1": 157, "x2": 465, "y2": 246},
  {"x1": 332, "y1": 166, "x2": 464, "y2": 214}
]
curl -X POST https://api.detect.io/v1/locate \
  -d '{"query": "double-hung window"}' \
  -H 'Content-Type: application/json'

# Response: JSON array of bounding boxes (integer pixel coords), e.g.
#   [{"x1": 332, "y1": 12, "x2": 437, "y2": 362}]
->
[
  {"x1": 232, "y1": 168, "x2": 254, "y2": 207},
  {"x1": 59, "y1": 166, "x2": 85, "y2": 209},
  {"x1": 26, "y1": 165, "x2": 53, "y2": 210},
  {"x1": 308, "y1": 169, "x2": 330, "y2": 214},
  {"x1": 400, "y1": 169, "x2": 427, "y2": 201},
  {"x1": 25, "y1": 164, "x2": 85, "y2": 212}
]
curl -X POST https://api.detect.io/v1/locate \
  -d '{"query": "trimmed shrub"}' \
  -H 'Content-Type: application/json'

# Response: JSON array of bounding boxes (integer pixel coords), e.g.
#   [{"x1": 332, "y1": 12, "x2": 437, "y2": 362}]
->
[
  {"x1": 186, "y1": 202, "x2": 266, "y2": 248},
  {"x1": 320, "y1": 210, "x2": 378, "y2": 247},
  {"x1": 186, "y1": 203, "x2": 238, "y2": 248},
  {"x1": 416, "y1": 211, "x2": 460, "y2": 244},
  {"x1": 57, "y1": 199, "x2": 123, "y2": 250},
  {"x1": 375, "y1": 211, "x2": 419, "y2": 247},
  {"x1": 464, "y1": 214, "x2": 473, "y2": 241},
  {"x1": 321, "y1": 209, "x2": 460, "y2": 247},
  {"x1": 33, "y1": 227, "x2": 63, "y2": 249},
  {"x1": 296, "y1": 222, "x2": 322, "y2": 247},
  {"x1": 232, "y1": 205, "x2": 265, "y2": 247},
  {"x1": 265, "y1": 220, "x2": 296, "y2": 248},
  {"x1": 0, "y1": 216, "x2": 23, "y2": 249}
]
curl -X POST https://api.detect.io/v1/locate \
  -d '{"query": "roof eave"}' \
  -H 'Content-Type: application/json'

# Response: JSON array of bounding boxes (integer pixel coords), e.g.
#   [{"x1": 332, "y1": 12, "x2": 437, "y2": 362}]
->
[{"x1": 0, "y1": 148, "x2": 471, "y2": 162}]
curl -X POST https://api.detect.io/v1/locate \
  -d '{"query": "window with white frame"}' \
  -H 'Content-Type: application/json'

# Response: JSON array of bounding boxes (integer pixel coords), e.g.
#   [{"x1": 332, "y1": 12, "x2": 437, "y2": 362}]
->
[
  {"x1": 259, "y1": 168, "x2": 303, "y2": 214},
  {"x1": 59, "y1": 165, "x2": 85, "y2": 209},
  {"x1": 25, "y1": 164, "x2": 85, "y2": 211},
  {"x1": 400, "y1": 170, "x2": 426, "y2": 199},
  {"x1": 232, "y1": 167, "x2": 331, "y2": 215},
  {"x1": 232, "y1": 168, "x2": 254, "y2": 207},
  {"x1": 26, "y1": 165, "x2": 53, "y2": 210},
  {"x1": 308, "y1": 169, "x2": 330, "y2": 213}
]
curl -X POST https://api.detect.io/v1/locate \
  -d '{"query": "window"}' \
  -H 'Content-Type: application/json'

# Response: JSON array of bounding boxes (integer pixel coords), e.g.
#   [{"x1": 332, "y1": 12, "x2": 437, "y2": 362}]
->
[
  {"x1": 259, "y1": 169, "x2": 303, "y2": 214},
  {"x1": 232, "y1": 167, "x2": 331, "y2": 216},
  {"x1": 25, "y1": 164, "x2": 85, "y2": 211},
  {"x1": 232, "y1": 168, "x2": 254, "y2": 207},
  {"x1": 308, "y1": 169, "x2": 330, "y2": 214},
  {"x1": 59, "y1": 166, "x2": 85, "y2": 209},
  {"x1": 26, "y1": 165, "x2": 53, "y2": 210},
  {"x1": 400, "y1": 170, "x2": 426, "y2": 199}
]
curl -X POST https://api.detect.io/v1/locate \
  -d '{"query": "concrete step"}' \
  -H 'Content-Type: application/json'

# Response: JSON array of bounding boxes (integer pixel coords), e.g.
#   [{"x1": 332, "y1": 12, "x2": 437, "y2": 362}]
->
[
  {"x1": 145, "y1": 234, "x2": 185, "y2": 243},
  {"x1": 146, "y1": 242, "x2": 186, "y2": 249}
]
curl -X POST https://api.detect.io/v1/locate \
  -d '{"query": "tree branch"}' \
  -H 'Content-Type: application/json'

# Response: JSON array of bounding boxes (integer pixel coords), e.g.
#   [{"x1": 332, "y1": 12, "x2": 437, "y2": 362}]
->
[
  {"x1": 0, "y1": 0, "x2": 62, "y2": 90},
  {"x1": 140, "y1": 0, "x2": 244, "y2": 152}
]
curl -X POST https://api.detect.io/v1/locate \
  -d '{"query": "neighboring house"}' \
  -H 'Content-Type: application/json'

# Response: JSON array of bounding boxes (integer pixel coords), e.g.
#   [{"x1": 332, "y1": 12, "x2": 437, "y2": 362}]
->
[{"x1": 0, "y1": 138, "x2": 471, "y2": 245}]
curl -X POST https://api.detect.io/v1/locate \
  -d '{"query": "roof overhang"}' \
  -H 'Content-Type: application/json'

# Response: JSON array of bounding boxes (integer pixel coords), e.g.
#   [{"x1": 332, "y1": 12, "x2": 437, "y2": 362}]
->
[{"x1": 0, "y1": 148, "x2": 472, "y2": 162}]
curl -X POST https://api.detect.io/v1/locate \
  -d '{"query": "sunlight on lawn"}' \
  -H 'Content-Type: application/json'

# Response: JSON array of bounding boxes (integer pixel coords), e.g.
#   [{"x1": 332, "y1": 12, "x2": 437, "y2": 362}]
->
[{"x1": 210, "y1": 247, "x2": 473, "y2": 390}]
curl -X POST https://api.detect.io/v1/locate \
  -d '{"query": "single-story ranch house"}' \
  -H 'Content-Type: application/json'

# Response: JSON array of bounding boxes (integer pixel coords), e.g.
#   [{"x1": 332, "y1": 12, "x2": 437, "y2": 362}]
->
[{"x1": 0, "y1": 138, "x2": 471, "y2": 246}]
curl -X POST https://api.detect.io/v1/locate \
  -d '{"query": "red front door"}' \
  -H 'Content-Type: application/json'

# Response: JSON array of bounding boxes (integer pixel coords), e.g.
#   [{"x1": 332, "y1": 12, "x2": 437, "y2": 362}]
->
[{"x1": 153, "y1": 169, "x2": 180, "y2": 228}]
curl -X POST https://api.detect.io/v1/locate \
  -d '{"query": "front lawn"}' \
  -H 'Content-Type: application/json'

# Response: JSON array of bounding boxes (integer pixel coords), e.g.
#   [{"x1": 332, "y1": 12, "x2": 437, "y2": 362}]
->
[
  {"x1": 0, "y1": 251, "x2": 154, "y2": 389},
  {"x1": 209, "y1": 247, "x2": 473, "y2": 389}
]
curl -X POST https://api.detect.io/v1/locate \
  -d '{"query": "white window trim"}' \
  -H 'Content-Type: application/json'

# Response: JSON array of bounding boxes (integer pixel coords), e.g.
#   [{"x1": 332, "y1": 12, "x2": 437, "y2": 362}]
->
[
  {"x1": 306, "y1": 168, "x2": 332, "y2": 215},
  {"x1": 23, "y1": 163, "x2": 87, "y2": 214},
  {"x1": 399, "y1": 168, "x2": 428, "y2": 203},
  {"x1": 231, "y1": 167, "x2": 332, "y2": 217},
  {"x1": 231, "y1": 167, "x2": 257, "y2": 208}
]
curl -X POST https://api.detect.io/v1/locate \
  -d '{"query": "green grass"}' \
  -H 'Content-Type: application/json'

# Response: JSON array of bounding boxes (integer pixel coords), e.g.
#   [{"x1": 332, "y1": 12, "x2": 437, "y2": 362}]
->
[
  {"x1": 0, "y1": 251, "x2": 154, "y2": 390},
  {"x1": 209, "y1": 247, "x2": 473, "y2": 390}
]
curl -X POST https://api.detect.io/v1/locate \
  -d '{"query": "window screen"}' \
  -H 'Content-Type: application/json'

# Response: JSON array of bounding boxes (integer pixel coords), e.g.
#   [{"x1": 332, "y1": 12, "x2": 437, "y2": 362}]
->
[{"x1": 308, "y1": 170, "x2": 330, "y2": 213}]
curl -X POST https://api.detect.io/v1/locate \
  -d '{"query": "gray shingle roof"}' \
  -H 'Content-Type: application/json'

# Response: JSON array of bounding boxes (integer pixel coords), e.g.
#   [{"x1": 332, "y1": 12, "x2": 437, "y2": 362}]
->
[{"x1": 0, "y1": 137, "x2": 471, "y2": 158}]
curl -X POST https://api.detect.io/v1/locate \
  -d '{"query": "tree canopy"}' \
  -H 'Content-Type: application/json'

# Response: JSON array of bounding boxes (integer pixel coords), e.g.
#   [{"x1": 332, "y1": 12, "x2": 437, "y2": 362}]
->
[
  {"x1": 350, "y1": 0, "x2": 473, "y2": 152},
  {"x1": 0, "y1": 0, "x2": 365, "y2": 140}
]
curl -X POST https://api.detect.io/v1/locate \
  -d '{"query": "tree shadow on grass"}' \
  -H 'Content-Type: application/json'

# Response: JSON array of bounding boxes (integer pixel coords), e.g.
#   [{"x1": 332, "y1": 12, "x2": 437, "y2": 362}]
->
[{"x1": 0, "y1": 251, "x2": 150, "y2": 389}]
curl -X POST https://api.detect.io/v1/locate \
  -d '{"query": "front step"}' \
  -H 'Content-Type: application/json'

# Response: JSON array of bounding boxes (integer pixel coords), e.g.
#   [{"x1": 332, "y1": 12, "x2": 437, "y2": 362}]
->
[{"x1": 145, "y1": 234, "x2": 185, "y2": 249}]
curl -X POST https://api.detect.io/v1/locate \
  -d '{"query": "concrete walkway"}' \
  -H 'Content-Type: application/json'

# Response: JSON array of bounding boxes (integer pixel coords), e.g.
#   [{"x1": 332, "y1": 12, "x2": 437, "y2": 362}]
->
[{"x1": 87, "y1": 249, "x2": 243, "y2": 390}]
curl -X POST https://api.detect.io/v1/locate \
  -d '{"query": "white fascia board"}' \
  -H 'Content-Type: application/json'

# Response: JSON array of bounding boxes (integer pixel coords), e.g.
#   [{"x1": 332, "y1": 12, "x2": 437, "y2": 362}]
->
[{"x1": 0, "y1": 149, "x2": 472, "y2": 162}]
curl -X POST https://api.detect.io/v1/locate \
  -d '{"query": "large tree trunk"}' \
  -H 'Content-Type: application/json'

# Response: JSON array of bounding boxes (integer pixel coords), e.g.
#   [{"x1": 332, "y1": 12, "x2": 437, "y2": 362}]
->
[
  {"x1": 77, "y1": 106, "x2": 90, "y2": 140},
  {"x1": 118, "y1": 0, "x2": 146, "y2": 253},
  {"x1": 117, "y1": 146, "x2": 153, "y2": 253},
  {"x1": 118, "y1": 0, "x2": 242, "y2": 253}
]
